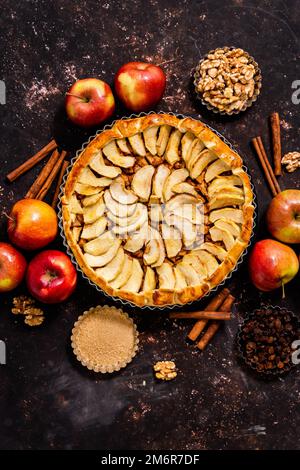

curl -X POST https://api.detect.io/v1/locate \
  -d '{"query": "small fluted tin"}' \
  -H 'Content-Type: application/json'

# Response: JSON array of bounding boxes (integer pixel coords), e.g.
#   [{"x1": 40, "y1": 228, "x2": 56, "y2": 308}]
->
[{"x1": 193, "y1": 46, "x2": 262, "y2": 115}]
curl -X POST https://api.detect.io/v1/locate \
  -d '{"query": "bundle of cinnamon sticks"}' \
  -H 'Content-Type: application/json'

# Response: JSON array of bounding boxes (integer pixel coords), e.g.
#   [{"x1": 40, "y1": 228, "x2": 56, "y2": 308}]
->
[
  {"x1": 6, "y1": 139, "x2": 69, "y2": 208},
  {"x1": 252, "y1": 112, "x2": 282, "y2": 197},
  {"x1": 170, "y1": 287, "x2": 235, "y2": 350}
]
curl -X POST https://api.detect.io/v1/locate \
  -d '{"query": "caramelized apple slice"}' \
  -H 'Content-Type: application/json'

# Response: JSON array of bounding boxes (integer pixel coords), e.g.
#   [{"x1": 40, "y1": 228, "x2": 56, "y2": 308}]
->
[
  {"x1": 165, "y1": 194, "x2": 199, "y2": 214},
  {"x1": 142, "y1": 266, "x2": 156, "y2": 291},
  {"x1": 89, "y1": 162, "x2": 121, "y2": 179},
  {"x1": 152, "y1": 165, "x2": 170, "y2": 199},
  {"x1": 108, "y1": 203, "x2": 144, "y2": 227},
  {"x1": 121, "y1": 258, "x2": 143, "y2": 293},
  {"x1": 82, "y1": 192, "x2": 103, "y2": 207},
  {"x1": 181, "y1": 131, "x2": 196, "y2": 163},
  {"x1": 215, "y1": 218, "x2": 241, "y2": 237},
  {"x1": 74, "y1": 183, "x2": 101, "y2": 196},
  {"x1": 156, "y1": 263, "x2": 176, "y2": 289},
  {"x1": 84, "y1": 231, "x2": 115, "y2": 255},
  {"x1": 128, "y1": 133, "x2": 146, "y2": 156},
  {"x1": 205, "y1": 159, "x2": 230, "y2": 183},
  {"x1": 96, "y1": 247, "x2": 125, "y2": 281},
  {"x1": 156, "y1": 125, "x2": 172, "y2": 156},
  {"x1": 162, "y1": 168, "x2": 189, "y2": 202},
  {"x1": 186, "y1": 139, "x2": 206, "y2": 169},
  {"x1": 164, "y1": 129, "x2": 182, "y2": 164},
  {"x1": 123, "y1": 223, "x2": 148, "y2": 253},
  {"x1": 69, "y1": 195, "x2": 83, "y2": 214},
  {"x1": 199, "y1": 242, "x2": 228, "y2": 262},
  {"x1": 192, "y1": 250, "x2": 219, "y2": 277},
  {"x1": 173, "y1": 267, "x2": 187, "y2": 289},
  {"x1": 209, "y1": 226, "x2": 235, "y2": 251},
  {"x1": 81, "y1": 217, "x2": 107, "y2": 240},
  {"x1": 132, "y1": 165, "x2": 155, "y2": 201},
  {"x1": 109, "y1": 181, "x2": 138, "y2": 205},
  {"x1": 161, "y1": 223, "x2": 182, "y2": 258},
  {"x1": 103, "y1": 140, "x2": 135, "y2": 168},
  {"x1": 209, "y1": 208, "x2": 244, "y2": 224},
  {"x1": 176, "y1": 262, "x2": 201, "y2": 286},
  {"x1": 172, "y1": 182, "x2": 198, "y2": 198},
  {"x1": 207, "y1": 175, "x2": 242, "y2": 196},
  {"x1": 83, "y1": 197, "x2": 105, "y2": 224},
  {"x1": 164, "y1": 213, "x2": 197, "y2": 248},
  {"x1": 116, "y1": 138, "x2": 131, "y2": 154},
  {"x1": 181, "y1": 254, "x2": 207, "y2": 279},
  {"x1": 104, "y1": 190, "x2": 137, "y2": 218},
  {"x1": 112, "y1": 205, "x2": 148, "y2": 235},
  {"x1": 208, "y1": 193, "x2": 244, "y2": 211},
  {"x1": 190, "y1": 149, "x2": 218, "y2": 179},
  {"x1": 78, "y1": 167, "x2": 112, "y2": 187},
  {"x1": 110, "y1": 254, "x2": 133, "y2": 289},
  {"x1": 84, "y1": 239, "x2": 121, "y2": 267},
  {"x1": 143, "y1": 126, "x2": 159, "y2": 155}
]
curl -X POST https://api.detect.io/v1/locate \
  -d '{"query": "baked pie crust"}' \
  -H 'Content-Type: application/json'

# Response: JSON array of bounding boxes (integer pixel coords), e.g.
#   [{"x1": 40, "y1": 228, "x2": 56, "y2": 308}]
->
[{"x1": 62, "y1": 113, "x2": 254, "y2": 307}]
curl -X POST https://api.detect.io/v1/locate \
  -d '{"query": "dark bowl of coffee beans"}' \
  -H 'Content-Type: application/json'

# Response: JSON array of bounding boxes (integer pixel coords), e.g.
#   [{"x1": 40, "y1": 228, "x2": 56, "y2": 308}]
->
[{"x1": 237, "y1": 306, "x2": 300, "y2": 376}]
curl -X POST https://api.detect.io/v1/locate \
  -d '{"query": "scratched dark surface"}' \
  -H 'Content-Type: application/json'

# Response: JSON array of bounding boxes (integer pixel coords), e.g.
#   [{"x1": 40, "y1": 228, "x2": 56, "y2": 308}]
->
[{"x1": 0, "y1": 0, "x2": 300, "y2": 450}]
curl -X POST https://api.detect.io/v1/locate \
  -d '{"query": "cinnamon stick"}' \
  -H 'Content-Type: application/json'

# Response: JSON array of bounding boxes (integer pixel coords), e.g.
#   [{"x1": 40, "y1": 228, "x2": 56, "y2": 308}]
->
[
  {"x1": 6, "y1": 139, "x2": 57, "y2": 182},
  {"x1": 197, "y1": 294, "x2": 235, "y2": 351},
  {"x1": 187, "y1": 287, "x2": 230, "y2": 341},
  {"x1": 252, "y1": 137, "x2": 281, "y2": 196},
  {"x1": 51, "y1": 161, "x2": 69, "y2": 209},
  {"x1": 270, "y1": 112, "x2": 282, "y2": 176},
  {"x1": 25, "y1": 149, "x2": 60, "y2": 199},
  {"x1": 170, "y1": 311, "x2": 231, "y2": 321},
  {"x1": 36, "y1": 151, "x2": 67, "y2": 201}
]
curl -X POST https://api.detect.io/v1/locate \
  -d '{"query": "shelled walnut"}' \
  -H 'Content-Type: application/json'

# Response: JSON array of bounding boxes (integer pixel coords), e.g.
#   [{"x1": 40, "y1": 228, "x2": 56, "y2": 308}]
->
[
  {"x1": 12, "y1": 295, "x2": 45, "y2": 326},
  {"x1": 195, "y1": 47, "x2": 261, "y2": 113},
  {"x1": 281, "y1": 151, "x2": 300, "y2": 172},
  {"x1": 153, "y1": 360, "x2": 177, "y2": 381}
]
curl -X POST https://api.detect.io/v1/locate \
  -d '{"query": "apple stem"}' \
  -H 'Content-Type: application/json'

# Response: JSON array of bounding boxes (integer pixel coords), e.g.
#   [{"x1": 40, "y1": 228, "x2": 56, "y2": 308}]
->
[
  {"x1": 65, "y1": 92, "x2": 89, "y2": 102},
  {"x1": 2, "y1": 211, "x2": 14, "y2": 222},
  {"x1": 281, "y1": 281, "x2": 286, "y2": 299}
]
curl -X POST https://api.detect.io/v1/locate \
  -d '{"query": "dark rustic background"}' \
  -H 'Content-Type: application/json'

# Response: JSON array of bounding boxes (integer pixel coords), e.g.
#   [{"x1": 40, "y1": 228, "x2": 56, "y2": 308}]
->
[{"x1": 0, "y1": 0, "x2": 300, "y2": 450}]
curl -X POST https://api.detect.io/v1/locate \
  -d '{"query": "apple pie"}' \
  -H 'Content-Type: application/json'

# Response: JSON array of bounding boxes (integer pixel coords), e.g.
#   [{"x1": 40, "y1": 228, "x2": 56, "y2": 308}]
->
[{"x1": 62, "y1": 113, "x2": 254, "y2": 307}]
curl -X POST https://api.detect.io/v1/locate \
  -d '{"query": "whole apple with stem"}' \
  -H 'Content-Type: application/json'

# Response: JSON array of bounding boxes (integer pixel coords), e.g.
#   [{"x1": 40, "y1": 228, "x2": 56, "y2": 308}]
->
[
  {"x1": 26, "y1": 250, "x2": 77, "y2": 304},
  {"x1": 114, "y1": 62, "x2": 166, "y2": 112},
  {"x1": 0, "y1": 242, "x2": 27, "y2": 292},
  {"x1": 266, "y1": 189, "x2": 300, "y2": 244},
  {"x1": 65, "y1": 78, "x2": 115, "y2": 127},
  {"x1": 7, "y1": 199, "x2": 58, "y2": 251},
  {"x1": 249, "y1": 239, "x2": 299, "y2": 297}
]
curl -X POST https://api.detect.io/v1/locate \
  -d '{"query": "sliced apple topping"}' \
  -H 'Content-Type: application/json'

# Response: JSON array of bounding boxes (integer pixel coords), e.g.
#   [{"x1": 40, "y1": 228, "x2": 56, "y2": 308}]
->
[
  {"x1": 169, "y1": 204, "x2": 203, "y2": 225},
  {"x1": 89, "y1": 149, "x2": 105, "y2": 166},
  {"x1": 186, "y1": 139, "x2": 206, "y2": 170},
  {"x1": 181, "y1": 254, "x2": 207, "y2": 278},
  {"x1": 69, "y1": 195, "x2": 83, "y2": 214},
  {"x1": 83, "y1": 197, "x2": 105, "y2": 224},
  {"x1": 131, "y1": 165, "x2": 155, "y2": 201},
  {"x1": 176, "y1": 262, "x2": 201, "y2": 286},
  {"x1": 109, "y1": 180, "x2": 138, "y2": 205},
  {"x1": 164, "y1": 129, "x2": 182, "y2": 164},
  {"x1": 112, "y1": 205, "x2": 148, "y2": 235},
  {"x1": 142, "y1": 266, "x2": 156, "y2": 292},
  {"x1": 150, "y1": 204, "x2": 163, "y2": 223},
  {"x1": 104, "y1": 190, "x2": 137, "y2": 218},
  {"x1": 214, "y1": 218, "x2": 241, "y2": 237},
  {"x1": 205, "y1": 159, "x2": 230, "y2": 183},
  {"x1": 82, "y1": 192, "x2": 103, "y2": 207},
  {"x1": 157, "y1": 125, "x2": 172, "y2": 156},
  {"x1": 181, "y1": 131, "x2": 196, "y2": 163},
  {"x1": 156, "y1": 263, "x2": 176, "y2": 289},
  {"x1": 123, "y1": 223, "x2": 148, "y2": 253},
  {"x1": 84, "y1": 231, "x2": 115, "y2": 255},
  {"x1": 209, "y1": 226, "x2": 235, "y2": 252},
  {"x1": 128, "y1": 133, "x2": 146, "y2": 156},
  {"x1": 143, "y1": 126, "x2": 159, "y2": 155},
  {"x1": 108, "y1": 203, "x2": 145, "y2": 227},
  {"x1": 110, "y1": 254, "x2": 133, "y2": 289},
  {"x1": 173, "y1": 266, "x2": 187, "y2": 289},
  {"x1": 165, "y1": 194, "x2": 199, "y2": 214},
  {"x1": 96, "y1": 247, "x2": 125, "y2": 282},
  {"x1": 199, "y1": 242, "x2": 228, "y2": 261},
  {"x1": 190, "y1": 149, "x2": 218, "y2": 179},
  {"x1": 72, "y1": 226, "x2": 82, "y2": 243},
  {"x1": 103, "y1": 140, "x2": 135, "y2": 168},
  {"x1": 207, "y1": 175, "x2": 242, "y2": 196},
  {"x1": 121, "y1": 258, "x2": 143, "y2": 293},
  {"x1": 152, "y1": 165, "x2": 170, "y2": 199},
  {"x1": 208, "y1": 184, "x2": 244, "y2": 199},
  {"x1": 192, "y1": 250, "x2": 219, "y2": 277},
  {"x1": 89, "y1": 161, "x2": 121, "y2": 179},
  {"x1": 143, "y1": 227, "x2": 165, "y2": 267},
  {"x1": 209, "y1": 193, "x2": 244, "y2": 211},
  {"x1": 84, "y1": 238, "x2": 121, "y2": 267},
  {"x1": 164, "y1": 213, "x2": 197, "y2": 248},
  {"x1": 74, "y1": 182, "x2": 101, "y2": 196},
  {"x1": 161, "y1": 223, "x2": 182, "y2": 258},
  {"x1": 209, "y1": 208, "x2": 244, "y2": 224},
  {"x1": 162, "y1": 168, "x2": 189, "y2": 202},
  {"x1": 81, "y1": 217, "x2": 107, "y2": 240},
  {"x1": 172, "y1": 182, "x2": 198, "y2": 198},
  {"x1": 116, "y1": 138, "x2": 131, "y2": 154},
  {"x1": 78, "y1": 167, "x2": 112, "y2": 187}
]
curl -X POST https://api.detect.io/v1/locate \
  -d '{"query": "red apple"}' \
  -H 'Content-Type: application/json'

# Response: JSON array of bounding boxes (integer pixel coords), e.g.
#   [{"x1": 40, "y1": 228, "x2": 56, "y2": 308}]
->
[
  {"x1": 266, "y1": 189, "x2": 300, "y2": 244},
  {"x1": 114, "y1": 62, "x2": 166, "y2": 112},
  {"x1": 0, "y1": 242, "x2": 27, "y2": 292},
  {"x1": 249, "y1": 239, "x2": 299, "y2": 296},
  {"x1": 65, "y1": 78, "x2": 115, "y2": 127},
  {"x1": 7, "y1": 199, "x2": 58, "y2": 251},
  {"x1": 26, "y1": 250, "x2": 77, "y2": 303}
]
